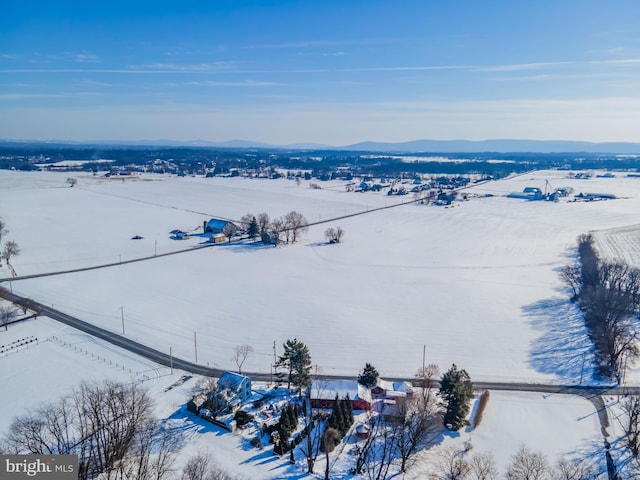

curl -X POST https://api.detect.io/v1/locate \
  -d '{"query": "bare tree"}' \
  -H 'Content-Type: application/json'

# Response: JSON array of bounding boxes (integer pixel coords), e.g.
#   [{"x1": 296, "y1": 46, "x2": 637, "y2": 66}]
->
[
  {"x1": 181, "y1": 452, "x2": 234, "y2": 480},
  {"x1": 505, "y1": 445, "x2": 549, "y2": 480},
  {"x1": 364, "y1": 416, "x2": 395, "y2": 480},
  {"x1": 67, "y1": 177, "x2": 77, "y2": 187},
  {"x1": 429, "y1": 446, "x2": 470, "y2": 480},
  {"x1": 559, "y1": 263, "x2": 582, "y2": 300},
  {"x1": 551, "y1": 457, "x2": 598, "y2": 480},
  {"x1": 353, "y1": 414, "x2": 377, "y2": 475},
  {"x1": 256, "y1": 212, "x2": 270, "y2": 243},
  {"x1": 181, "y1": 453, "x2": 209, "y2": 480},
  {"x1": 3, "y1": 240, "x2": 20, "y2": 267},
  {"x1": 284, "y1": 211, "x2": 309, "y2": 243},
  {"x1": 115, "y1": 419, "x2": 180, "y2": 480},
  {"x1": 0, "y1": 304, "x2": 17, "y2": 330},
  {"x1": 222, "y1": 222, "x2": 237, "y2": 242},
  {"x1": 232, "y1": 344, "x2": 254, "y2": 375},
  {"x1": 325, "y1": 226, "x2": 345, "y2": 244},
  {"x1": 415, "y1": 363, "x2": 440, "y2": 400},
  {"x1": 621, "y1": 394, "x2": 640, "y2": 457},
  {"x1": 239, "y1": 213, "x2": 254, "y2": 229},
  {"x1": 323, "y1": 427, "x2": 340, "y2": 480},
  {"x1": 394, "y1": 394, "x2": 444, "y2": 473},
  {"x1": 469, "y1": 452, "x2": 498, "y2": 480},
  {"x1": 270, "y1": 217, "x2": 285, "y2": 245},
  {"x1": 4, "y1": 380, "x2": 166, "y2": 480},
  {"x1": 0, "y1": 217, "x2": 8, "y2": 245},
  {"x1": 299, "y1": 398, "x2": 322, "y2": 474}
]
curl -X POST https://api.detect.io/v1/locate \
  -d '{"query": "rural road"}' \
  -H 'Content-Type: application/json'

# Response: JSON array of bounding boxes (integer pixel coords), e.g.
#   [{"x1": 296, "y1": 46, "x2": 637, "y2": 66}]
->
[{"x1": 0, "y1": 285, "x2": 636, "y2": 396}]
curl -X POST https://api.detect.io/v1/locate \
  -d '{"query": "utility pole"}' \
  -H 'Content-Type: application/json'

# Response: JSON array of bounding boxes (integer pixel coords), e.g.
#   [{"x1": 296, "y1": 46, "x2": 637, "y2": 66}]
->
[
  {"x1": 169, "y1": 347, "x2": 173, "y2": 375},
  {"x1": 194, "y1": 331, "x2": 198, "y2": 363},
  {"x1": 154, "y1": 240, "x2": 157, "y2": 256},
  {"x1": 273, "y1": 340, "x2": 277, "y2": 366},
  {"x1": 120, "y1": 306, "x2": 125, "y2": 335},
  {"x1": 422, "y1": 344, "x2": 426, "y2": 377}
]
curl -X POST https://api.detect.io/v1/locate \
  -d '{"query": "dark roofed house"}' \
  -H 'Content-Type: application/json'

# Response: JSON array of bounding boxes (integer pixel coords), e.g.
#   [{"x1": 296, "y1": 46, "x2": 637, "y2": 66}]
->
[{"x1": 204, "y1": 218, "x2": 239, "y2": 236}]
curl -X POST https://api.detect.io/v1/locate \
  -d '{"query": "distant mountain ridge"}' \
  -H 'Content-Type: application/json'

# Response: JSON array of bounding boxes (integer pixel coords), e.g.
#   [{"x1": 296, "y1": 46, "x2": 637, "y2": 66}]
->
[
  {"x1": 341, "y1": 139, "x2": 640, "y2": 154},
  {"x1": 2, "y1": 138, "x2": 640, "y2": 154}
]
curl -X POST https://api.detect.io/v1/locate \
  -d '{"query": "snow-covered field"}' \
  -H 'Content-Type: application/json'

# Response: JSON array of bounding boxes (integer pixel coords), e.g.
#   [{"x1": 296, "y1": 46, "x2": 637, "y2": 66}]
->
[
  {"x1": 3, "y1": 169, "x2": 640, "y2": 382},
  {"x1": 2, "y1": 168, "x2": 640, "y2": 477}
]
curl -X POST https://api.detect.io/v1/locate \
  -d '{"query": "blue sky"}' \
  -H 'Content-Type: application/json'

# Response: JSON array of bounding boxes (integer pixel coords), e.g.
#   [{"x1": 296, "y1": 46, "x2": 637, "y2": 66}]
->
[{"x1": 2, "y1": 0, "x2": 640, "y2": 145}]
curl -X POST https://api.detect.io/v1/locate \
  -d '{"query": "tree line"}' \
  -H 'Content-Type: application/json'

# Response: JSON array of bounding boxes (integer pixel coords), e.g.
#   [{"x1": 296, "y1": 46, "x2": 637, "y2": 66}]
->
[
  {"x1": 562, "y1": 233, "x2": 640, "y2": 381},
  {"x1": 239, "y1": 211, "x2": 308, "y2": 245}
]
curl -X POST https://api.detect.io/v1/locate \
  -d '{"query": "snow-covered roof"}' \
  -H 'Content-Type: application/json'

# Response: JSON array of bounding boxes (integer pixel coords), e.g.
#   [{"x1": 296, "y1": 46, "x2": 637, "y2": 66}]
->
[
  {"x1": 376, "y1": 379, "x2": 413, "y2": 394},
  {"x1": 218, "y1": 371, "x2": 250, "y2": 391},
  {"x1": 310, "y1": 380, "x2": 372, "y2": 403},
  {"x1": 205, "y1": 218, "x2": 233, "y2": 230}
]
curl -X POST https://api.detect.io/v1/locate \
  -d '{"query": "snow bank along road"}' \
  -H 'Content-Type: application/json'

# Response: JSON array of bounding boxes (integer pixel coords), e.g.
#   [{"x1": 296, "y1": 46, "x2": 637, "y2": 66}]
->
[{"x1": 0, "y1": 285, "x2": 636, "y2": 397}]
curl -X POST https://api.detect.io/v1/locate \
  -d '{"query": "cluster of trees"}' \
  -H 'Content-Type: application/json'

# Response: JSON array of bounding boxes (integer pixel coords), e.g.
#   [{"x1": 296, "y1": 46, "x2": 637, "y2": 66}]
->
[
  {"x1": 240, "y1": 211, "x2": 308, "y2": 245},
  {"x1": 324, "y1": 226, "x2": 344, "y2": 244},
  {"x1": 0, "y1": 217, "x2": 20, "y2": 274},
  {"x1": 2, "y1": 381, "x2": 181, "y2": 480},
  {"x1": 323, "y1": 395, "x2": 354, "y2": 452},
  {"x1": 562, "y1": 234, "x2": 640, "y2": 380},
  {"x1": 619, "y1": 394, "x2": 640, "y2": 475},
  {"x1": 429, "y1": 445, "x2": 598, "y2": 480}
]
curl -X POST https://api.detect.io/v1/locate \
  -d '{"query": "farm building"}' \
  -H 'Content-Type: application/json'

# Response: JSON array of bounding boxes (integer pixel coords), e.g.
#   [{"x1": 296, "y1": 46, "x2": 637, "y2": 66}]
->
[
  {"x1": 203, "y1": 218, "x2": 239, "y2": 235},
  {"x1": 209, "y1": 233, "x2": 228, "y2": 244},
  {"x1": 309, "y1": 380, "x2": 372, "y2": 410}
]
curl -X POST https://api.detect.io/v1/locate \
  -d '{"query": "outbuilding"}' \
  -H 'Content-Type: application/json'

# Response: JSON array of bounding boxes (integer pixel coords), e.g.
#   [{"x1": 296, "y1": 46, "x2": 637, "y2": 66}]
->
[{"x1": 203, "y1": 218, "x2": 238, "y2": 236}]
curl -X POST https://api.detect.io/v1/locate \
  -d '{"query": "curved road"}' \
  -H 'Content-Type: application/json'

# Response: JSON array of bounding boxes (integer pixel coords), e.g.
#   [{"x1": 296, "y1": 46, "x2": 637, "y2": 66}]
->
[{"x1": 1, "y1": 285, "x2": 636, "y2": 396}]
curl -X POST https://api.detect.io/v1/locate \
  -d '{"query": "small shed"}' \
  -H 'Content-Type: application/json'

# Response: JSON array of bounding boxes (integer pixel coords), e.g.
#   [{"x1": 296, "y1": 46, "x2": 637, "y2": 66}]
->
[{"x1": 209, "y1": 233, "x2": 228, "y2": 244}]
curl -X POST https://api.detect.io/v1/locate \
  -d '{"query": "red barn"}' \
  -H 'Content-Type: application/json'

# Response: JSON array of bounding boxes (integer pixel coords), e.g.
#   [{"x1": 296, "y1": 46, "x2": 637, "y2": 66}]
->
[{"x1": 309, "y1": 380, "x2": 372, "y2": 411}]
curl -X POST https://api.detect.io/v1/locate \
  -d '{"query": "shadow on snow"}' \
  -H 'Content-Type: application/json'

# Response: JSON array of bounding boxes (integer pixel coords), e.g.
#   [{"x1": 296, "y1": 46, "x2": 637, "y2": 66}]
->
[{"x1": 523, "y1": 294, "x2": 597, "y2": 384}]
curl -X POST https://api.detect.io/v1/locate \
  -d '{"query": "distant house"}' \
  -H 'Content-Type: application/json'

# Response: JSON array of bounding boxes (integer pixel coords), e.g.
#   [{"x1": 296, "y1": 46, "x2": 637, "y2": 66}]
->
[
  {"x1": 309, "y1": 380, "x2": 372, "y2": 411},
  {"x1": 203, "y1": 218, "x2": 239, "y2": 236},
  {"x1": 170, "y1": 230, "x2": 189, "y2": 240}
]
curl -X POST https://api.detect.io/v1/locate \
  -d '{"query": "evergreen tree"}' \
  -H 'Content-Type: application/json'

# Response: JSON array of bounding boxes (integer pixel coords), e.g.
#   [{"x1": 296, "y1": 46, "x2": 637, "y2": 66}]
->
[
  {"x1": 276, "y1": 338, "x2": 312, "y2": 395},
  {"x1": 287, "y1": 404, "x2": 298, "y2": 430},
  {"x1": 328, "y1": 395, "x2": 344, "y2": 435},
  {"x1": 343, "y1": 394, "x2": 354, "y2": 425},
  {"x1": 339, "y1": 398, "x2": 352, "y2": 434},
  {"x1": 279, "y1": 408, "x2": 292, "y2": 442},
  {"x1": 357, "y1": 363, "x2": 379, "y2": 388},
  {"x1": 248, "y1": 216, "x2": 259, "y2": 239},
  {"x1": 440, "y1": 364, "x2": 473, "y2": 431}
]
